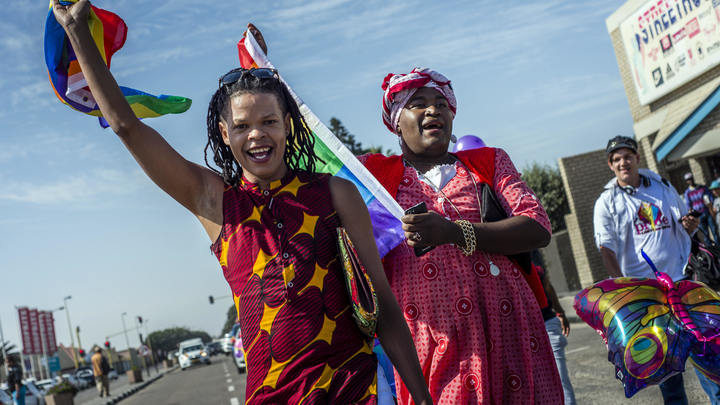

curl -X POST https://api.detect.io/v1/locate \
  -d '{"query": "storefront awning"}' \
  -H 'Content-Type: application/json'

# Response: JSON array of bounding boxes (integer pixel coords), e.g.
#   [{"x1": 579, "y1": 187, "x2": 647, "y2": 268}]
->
[
  {"x1": 655, "y1": 82, "x2": 720, "y2": 161},
  {"x1": 665, "y1": 128, "x2": 720, "y2": 162}
]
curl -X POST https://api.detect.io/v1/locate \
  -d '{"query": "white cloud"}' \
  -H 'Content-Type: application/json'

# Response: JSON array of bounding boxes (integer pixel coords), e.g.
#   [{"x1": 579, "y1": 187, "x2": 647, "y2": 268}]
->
[{"x1": 0, "y1": 169, "x2": 145, "y2": 204}]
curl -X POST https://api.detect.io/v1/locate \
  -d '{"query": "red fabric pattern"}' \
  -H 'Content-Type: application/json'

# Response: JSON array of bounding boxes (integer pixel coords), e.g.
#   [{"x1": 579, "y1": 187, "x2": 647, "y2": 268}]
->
[{"x1": 211, "y1": 171, "x2": 377, "y2": 404}]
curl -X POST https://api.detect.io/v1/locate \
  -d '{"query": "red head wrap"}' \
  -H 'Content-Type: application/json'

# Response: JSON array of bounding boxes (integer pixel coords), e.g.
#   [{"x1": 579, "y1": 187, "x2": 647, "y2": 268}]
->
[{"x1": 381, "y1": 68, "x2": 456, "y2": 134}]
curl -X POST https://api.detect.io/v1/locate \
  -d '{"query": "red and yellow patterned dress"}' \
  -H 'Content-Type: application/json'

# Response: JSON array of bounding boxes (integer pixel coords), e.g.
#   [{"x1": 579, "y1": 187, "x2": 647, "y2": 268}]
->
[{"x1": 211, "y1": 170, "x2": 377, "y2": 404}]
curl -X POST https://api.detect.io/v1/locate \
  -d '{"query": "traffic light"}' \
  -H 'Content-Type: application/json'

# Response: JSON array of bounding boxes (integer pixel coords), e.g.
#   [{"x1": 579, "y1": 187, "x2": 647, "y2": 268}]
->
[
  {"x1": 78, "y1": 349, "x2": 85, "y2": 357},
  {"x1": 209, "y1": 295, "x2": 214, "y2": 304},
  {"x1": 137, "y1": 316, "x2": 143, "y2": 324},
  {"x1": 104, "y1": 341, "x2": 110, "y2": 348}
]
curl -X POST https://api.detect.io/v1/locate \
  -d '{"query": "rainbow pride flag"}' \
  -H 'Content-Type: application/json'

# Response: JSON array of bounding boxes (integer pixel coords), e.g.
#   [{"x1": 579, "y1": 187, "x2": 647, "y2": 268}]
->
[
  {"x1": 238, "y1": 31, "x2": 405, "y2": 257},
  {"x1": 44, "y1": 1, "x2": 191, "y2": 127}
]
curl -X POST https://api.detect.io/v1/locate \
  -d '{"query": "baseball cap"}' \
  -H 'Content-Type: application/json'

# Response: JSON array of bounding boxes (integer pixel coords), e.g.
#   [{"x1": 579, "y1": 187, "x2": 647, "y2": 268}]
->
[
  {"x1": 710, "y1": 179, "x2": 720, "y2": 190},
  {"x1": 606, "y1": 135, "x2": 638, "y2": 155},
  {"x1": 684, "y1": 172, "x2": 694, "y2": 180}
]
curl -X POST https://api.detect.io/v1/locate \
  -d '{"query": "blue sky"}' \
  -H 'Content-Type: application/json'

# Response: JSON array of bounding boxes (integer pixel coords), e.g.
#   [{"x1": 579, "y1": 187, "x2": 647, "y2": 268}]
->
[{"x1": 1, "y1": 0, "x2": 631, "y2": 355}]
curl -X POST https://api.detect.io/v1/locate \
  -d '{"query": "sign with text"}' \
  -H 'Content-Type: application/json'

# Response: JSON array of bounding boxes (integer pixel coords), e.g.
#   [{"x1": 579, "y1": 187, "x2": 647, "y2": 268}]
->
[{"x1": 619, "y1": 0, "x2": 720, "y2": 105}]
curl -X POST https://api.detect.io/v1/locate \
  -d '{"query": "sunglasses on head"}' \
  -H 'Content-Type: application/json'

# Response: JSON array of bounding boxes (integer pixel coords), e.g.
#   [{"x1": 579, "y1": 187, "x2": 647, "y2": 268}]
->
[{"x1": 218, "y1": 68, "x2": 278, "y2": 88}]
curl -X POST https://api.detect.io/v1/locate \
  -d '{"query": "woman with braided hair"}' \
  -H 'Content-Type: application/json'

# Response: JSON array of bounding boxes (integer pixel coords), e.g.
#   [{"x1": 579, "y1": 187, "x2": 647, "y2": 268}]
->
[{"x1": 52, "y1": 2, "x2": 431, "y2": 404}]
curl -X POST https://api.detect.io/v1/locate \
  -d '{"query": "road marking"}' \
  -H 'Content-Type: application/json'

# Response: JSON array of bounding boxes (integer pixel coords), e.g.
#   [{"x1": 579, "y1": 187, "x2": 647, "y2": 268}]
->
[
  {"x1": 225, "y1": 373, "x2": 230, "y2": 378},
  {"x1": 226, "y1": 378, "x2": 232, "y2": 383},
  {"x1": 230, "y1": 398, "x2": 239, "y2": 405},
  {"x1": 566, "y1": 346, "x2": 590, "y2": 355},
  {"x1": 228, "y1": 385, "x2": 235, "y2": 392}
]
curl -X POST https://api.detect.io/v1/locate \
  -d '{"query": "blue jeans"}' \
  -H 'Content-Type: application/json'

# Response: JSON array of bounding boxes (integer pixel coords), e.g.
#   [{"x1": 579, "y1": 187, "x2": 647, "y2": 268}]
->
[
  {"x1": 545, "y1": 317, "x2": 576, "y2": 405},
  {"x1": 12, "y1": 386, "x2": 26, "y2": 405},
  {"x1": 659, "y1": 373, "x2": 687, "y2": 404},
  {"x1": 696, "y1": 368, "x2": 720, "y2": 405},
  {"x1": 699, "y1": 212, "x2": 720, "y2": 243}
]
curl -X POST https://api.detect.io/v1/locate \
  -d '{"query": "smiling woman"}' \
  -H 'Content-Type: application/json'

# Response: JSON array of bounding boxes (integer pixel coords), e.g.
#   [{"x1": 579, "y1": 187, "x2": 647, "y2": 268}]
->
[{"x1": 50, "y1": 1, "x2": 431, "y2": 404}]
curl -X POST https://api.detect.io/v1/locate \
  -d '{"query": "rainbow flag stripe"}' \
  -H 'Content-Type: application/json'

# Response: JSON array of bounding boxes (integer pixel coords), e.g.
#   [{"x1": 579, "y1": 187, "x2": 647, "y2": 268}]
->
[
  {"x1": 44, "y1": 1, "x2": 191, "y2": 127},
  {"x1": 237, "y1": 32, "x2": 404, "y2": 257}
]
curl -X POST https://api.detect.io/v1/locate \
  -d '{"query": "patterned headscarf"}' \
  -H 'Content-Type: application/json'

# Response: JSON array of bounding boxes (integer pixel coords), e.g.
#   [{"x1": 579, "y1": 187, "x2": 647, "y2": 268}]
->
[{"x1": 381, "y1": 67, "x2": 457, "y2": 134}]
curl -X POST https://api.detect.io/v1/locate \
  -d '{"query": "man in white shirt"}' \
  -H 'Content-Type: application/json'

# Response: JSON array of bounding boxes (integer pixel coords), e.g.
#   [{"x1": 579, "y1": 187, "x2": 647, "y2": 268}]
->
[{"x1": 592, "y1": 135, "x2": 720, "y2": 404}]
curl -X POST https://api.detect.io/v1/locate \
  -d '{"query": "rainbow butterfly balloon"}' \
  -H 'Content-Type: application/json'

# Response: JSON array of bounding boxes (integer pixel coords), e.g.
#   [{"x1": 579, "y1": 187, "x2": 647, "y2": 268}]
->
[{"x1": 574, "y1": 250, "x2": 720, "y2": 397}]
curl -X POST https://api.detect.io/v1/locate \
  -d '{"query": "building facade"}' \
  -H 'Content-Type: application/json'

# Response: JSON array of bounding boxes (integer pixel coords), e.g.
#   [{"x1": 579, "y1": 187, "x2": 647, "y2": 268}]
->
[{"x1": 557, "y1": 0, "x2": 720, "y2": 288}]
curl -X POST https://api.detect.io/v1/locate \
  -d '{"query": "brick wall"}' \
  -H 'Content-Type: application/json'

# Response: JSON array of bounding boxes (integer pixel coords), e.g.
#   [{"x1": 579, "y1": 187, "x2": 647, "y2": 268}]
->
[{"x1": 558, "y1": 149, "x2": 611, "y2": 286}]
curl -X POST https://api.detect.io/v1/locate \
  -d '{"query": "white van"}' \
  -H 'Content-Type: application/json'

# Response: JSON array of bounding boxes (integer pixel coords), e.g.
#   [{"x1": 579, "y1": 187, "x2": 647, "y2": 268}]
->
[{"x1": 178, "y1": 338, "x2": 211, "y2": 370}]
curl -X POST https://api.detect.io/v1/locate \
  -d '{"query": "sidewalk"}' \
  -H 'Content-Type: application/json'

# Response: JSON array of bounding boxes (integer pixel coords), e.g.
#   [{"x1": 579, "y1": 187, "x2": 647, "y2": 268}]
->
[
  {"x1": 77, "y1": 365, "x2": 172, "y2": 405},
  {"x1": 557, "y1": 291, "x2": 582, "y2": 323}
]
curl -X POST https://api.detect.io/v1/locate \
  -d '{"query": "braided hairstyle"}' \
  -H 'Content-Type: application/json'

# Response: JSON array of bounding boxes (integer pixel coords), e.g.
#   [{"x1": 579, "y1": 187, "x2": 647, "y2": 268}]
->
[{"x1": 205, "y1": 68, "x2": 320, "y2": 186}]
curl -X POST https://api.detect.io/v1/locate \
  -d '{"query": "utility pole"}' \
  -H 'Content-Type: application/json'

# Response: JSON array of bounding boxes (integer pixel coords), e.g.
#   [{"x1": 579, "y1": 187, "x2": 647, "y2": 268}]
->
[
  {"x1": 63, "y1": 296, "x2": 78, "y2": 369},
  {"x1": 39, "y1": 313, "x2": 48, "y2": 380},
  {"x1": 13, "y1": 306, "x2": 26, "y2": 378},
  {"x1": 0, "y1": 316, "x2": 8, "y2": 376},
  {"x1": 120, "y1": 313, "x2": 130, "y2": 351},
  {"x1": 135, "y1": 316, "x2": 148, "y2": 376},
  {"x1": 75, "y1": 326, "x2": 84, "y2": 365}
]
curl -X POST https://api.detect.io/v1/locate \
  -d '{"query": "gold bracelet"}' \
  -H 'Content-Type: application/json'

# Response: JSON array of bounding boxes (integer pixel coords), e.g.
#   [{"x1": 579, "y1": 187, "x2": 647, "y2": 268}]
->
[{"x1": 455, "y1": 220, "x2": 476, "y2": 256}]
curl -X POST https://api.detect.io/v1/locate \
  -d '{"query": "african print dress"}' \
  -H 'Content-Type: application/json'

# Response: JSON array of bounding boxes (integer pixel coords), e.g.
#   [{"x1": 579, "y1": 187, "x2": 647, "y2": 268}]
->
[
  {"x1": 366, "y1": 149, "x2": 564, "y2": 404},
  {"x1": 211, "y1": 170, "x2": 377, "y2": 404}
]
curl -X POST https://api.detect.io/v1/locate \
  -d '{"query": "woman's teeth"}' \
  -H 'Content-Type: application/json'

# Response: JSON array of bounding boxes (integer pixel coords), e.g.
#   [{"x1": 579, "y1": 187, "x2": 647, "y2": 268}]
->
[{"x1": 248, "y1": 147, "x2": 271, "y2": 159}]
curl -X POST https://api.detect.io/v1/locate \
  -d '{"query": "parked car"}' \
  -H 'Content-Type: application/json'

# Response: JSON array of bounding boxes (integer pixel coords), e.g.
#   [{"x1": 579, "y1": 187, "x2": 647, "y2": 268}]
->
[
  {"x1": 60, "y1": 373, "x2": 88, "y2": 390},
  {"x1": 108, "y1": 368, "x2": 119, "y2": 380},
  {"x1": 75, "y1": 365, "x2": 94, "y2": 386},
  {"x1": 232, "y1": 327, "x2": 246, "y2": 374},
  {"x1": 35, "y1": 378, "x2": 56, "y2": 392},
  {"x1": 178, "y1": 338, "x2": 211, "y2": 370}
]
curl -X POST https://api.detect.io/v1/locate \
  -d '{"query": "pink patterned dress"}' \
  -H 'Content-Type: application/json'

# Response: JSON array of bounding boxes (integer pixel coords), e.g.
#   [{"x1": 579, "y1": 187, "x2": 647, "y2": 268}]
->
[{"x1": 378, "y1": 149, "x2": 563, "y2": 404}]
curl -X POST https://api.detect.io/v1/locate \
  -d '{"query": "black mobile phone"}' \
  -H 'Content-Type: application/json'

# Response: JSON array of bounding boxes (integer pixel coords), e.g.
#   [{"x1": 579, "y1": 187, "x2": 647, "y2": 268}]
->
[
  {"x1": 688, "y1": 210, "x2": 702, "y2": 218},
  {"x1": 404, "y1": 202, "x2": 435, "y2": 257}
]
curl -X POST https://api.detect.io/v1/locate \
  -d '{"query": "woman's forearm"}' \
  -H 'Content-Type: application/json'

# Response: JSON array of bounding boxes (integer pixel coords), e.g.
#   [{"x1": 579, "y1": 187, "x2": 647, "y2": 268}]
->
[
  {"x1": 63, "y1": 22, "x2": 140, "y2": 136},
  {"x1": 471, "y1": 216, "x2": 550, "y2": 255},
  {"x1": 375, "y1": 289, "x2": 431, "y2": 405}
]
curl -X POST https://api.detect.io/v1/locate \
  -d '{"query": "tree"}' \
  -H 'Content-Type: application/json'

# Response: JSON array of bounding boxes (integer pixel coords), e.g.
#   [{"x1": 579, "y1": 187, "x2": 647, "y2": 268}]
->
[
  {"x1": 220, "y1": 304, "x2": 238, "y2": 336},
  {"x1": 329, "y1": 117, "x2": 393, "y2": 156},
  {"x1": 146, "y1": 327, "x2": 212, "y2": 357},
  {"x1": 521, "y1": 162, "x2": 569, "y2": 232}
]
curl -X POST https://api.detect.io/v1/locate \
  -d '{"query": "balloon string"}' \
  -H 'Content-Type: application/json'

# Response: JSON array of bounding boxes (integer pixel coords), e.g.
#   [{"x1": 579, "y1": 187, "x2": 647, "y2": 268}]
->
[{"x1": 640, "y1": 249, "x2": 660, "y2": 276}]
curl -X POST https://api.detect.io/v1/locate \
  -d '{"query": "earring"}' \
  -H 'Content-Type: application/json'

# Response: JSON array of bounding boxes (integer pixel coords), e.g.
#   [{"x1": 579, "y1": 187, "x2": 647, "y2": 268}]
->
[{"x1": 450, "y1": 134, "x2": 457, "y2": 143}]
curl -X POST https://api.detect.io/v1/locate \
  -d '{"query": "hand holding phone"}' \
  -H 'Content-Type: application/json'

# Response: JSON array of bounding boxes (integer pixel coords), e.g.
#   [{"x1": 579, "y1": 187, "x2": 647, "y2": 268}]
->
[{"x1": 404, "y1": 202, "x2": 435, "y2": 257}]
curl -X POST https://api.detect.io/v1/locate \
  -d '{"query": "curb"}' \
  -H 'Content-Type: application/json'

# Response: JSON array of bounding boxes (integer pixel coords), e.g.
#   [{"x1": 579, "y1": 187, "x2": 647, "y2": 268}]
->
[{"x1": 101, "y1": 367, "x2": 176, "y2": 405}]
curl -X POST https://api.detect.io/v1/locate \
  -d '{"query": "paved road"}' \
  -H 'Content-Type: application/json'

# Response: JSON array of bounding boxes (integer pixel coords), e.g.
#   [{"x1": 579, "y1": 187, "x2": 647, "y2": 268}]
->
[
  {"x1": 77, "y1": 365, "x2": 164, "y2": 405},
  {"x1": 566, "y1": 320, "x2": 709, "y2": 404},
  {"x1": 121, "y1": 355, "x2": 245, "y2": 405}
]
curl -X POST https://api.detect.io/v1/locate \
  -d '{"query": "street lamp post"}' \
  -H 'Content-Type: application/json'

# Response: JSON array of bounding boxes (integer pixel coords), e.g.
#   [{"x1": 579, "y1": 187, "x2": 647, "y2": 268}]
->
[
  {"x1": 0, "y1": 316, "x2": 8, "y2": 376},
  {"x1": 134, "y1": 316, "x2": 148, "y2": 376},
  {"x1": 63, "y1": 296, "x2": 78, "y2": 369},
  {"x1": 120, "y1": 313, "x2": 131, "y2": 351}
]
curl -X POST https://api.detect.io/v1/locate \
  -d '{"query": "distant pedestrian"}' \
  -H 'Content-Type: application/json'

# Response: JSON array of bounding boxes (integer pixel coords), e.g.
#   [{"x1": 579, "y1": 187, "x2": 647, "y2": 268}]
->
[
  {"x1": 683, "y1": 172, "x2": 719, "y2": 243},
  {"x1": 532, "y1": 257, "x2": 576, "y2": 405},
  {"x1": 6, "y1": 356, "x2": 25, "y2": 405},
  {"x1": 91, "y1": 346, "x2": 110, "y2": 398},
  {"x1": 711, "y1": 180, "x2": 720, "y2": 231}
]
